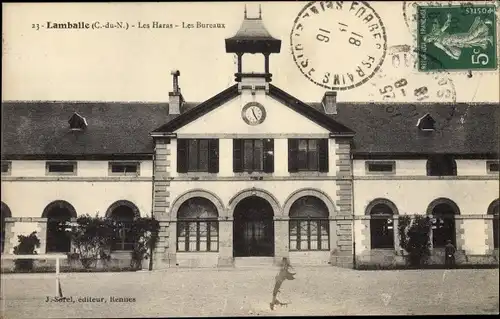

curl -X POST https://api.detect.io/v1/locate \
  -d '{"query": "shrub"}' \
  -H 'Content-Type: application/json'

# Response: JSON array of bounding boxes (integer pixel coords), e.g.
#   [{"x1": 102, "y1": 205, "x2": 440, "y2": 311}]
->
[
  {"x1": 68, "y1": 214, "x2": 115, "y2": 269},
  {"x1": 398, "y1": 215, "x2": 432, "y2": 267},
  {"x1": 13, "y1": 231, "x2": 40, "y2": 271}
]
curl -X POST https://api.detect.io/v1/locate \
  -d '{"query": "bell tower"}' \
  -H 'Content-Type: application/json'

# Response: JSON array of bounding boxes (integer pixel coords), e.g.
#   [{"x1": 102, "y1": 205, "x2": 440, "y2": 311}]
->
[{"x1": 225, "y1": 5, "x2": 281, "y2": 89}]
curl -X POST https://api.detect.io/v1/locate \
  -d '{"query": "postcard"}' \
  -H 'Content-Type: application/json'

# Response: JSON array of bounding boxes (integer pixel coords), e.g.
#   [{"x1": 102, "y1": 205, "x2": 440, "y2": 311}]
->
[{"x1": 1, "y1": 1, "x2": 499, "y2": 318}]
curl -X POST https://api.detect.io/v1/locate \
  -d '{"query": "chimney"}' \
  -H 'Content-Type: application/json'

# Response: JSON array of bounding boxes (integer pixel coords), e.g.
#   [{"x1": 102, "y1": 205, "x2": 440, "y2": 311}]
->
[
  {"x1": 321, "y1": 91, "x2": 337, "y2": 115},
  {"x1": 169, "y1": 70, "x2": 183, "y2": 115}
]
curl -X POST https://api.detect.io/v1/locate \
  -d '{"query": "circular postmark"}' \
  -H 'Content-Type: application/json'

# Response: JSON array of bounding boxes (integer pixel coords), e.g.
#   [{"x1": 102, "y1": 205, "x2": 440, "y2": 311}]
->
[
  {"x1": 368, "y1": 45, "x2": 458, "y2": 131},
  {"x1": 402, "y1": 1, "x2": 457, "y2": 36},
  {"x1": 290, "y1": 1, "x2": 387, "y2": 90}
]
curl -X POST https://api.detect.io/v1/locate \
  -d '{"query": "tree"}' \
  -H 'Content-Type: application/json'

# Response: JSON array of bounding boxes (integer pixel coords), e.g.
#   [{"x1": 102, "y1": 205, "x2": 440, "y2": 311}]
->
[
  {"x1": 13, "y1": 231, "x2": 40, "y2": 271},
  {"x1": 398, "y1": 215, "x2": 431, "y2": 267},
  {"x1": 68, "y1": 214, "x2": 115, "y2": 269}
]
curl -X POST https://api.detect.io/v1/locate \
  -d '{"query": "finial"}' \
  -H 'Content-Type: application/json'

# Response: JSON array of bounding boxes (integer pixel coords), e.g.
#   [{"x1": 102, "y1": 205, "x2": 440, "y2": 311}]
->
[
  {"x1": 244, "y1": 4, "x2": 247, "y2": 19},
  {"x1": 259, "y1": 4, "x2": 262, "y2": 19}
]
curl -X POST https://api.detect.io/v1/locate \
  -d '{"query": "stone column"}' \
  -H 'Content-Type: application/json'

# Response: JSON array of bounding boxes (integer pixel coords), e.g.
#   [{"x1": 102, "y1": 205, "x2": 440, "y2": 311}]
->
[
  {"x1": 152, "y1": 137, "x2": 172, "y2": 269},
  {"x1": 217, "y1": 218, "x2": 233, "y2": 267},
  {"x1": 455, "y1": 217, "x2": 465, "y2": 251},
  {"x1": 484, "y1": 215, "x2": 494, "y2": 254},
  {"x1": 334, "y1": 137, "x2": 354, "y2": 268},
  {"x1": 274, "y1": 216, "x2": 289, "y2": 265},
  {"x1": 3, "y1": 218, "x2": 16, "y2": 254},
  {"x1": 393, "y1": 215, "x2": 400, "y2": 253},
  {"x1": 153, "y1": 219, "x2": 172, "y2": 269}
]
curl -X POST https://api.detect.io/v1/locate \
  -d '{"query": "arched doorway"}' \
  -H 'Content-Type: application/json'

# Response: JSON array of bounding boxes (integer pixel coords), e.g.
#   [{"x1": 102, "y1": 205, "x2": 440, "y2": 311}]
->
[
  {"x1": 233, "y1": 196, "x2": 274, "y2": 257},
  {"x1": 1, "y1": 202, "x2": 12, "y2": 254},
  {"x1": 106, "y1": 200, "x2": 139, "y2": 251},
  {"x1": 366, "y1": 199, "x2": 398, "y2": 250},
  {"x1": 427, "y1": 199, "x2": 460, "y2": 248},
  {"x1": 177, "y1": 197, "x2": 219, "y2": 252},
  {"x1": 289, "y1": 196, "x2": 329, "y2": 251},
  {"x1": 487, "y1": 199, "x2": 499, "y2": 249},
  {"x1": 42, "y1": 200, "x2": 77, "y2": 253}
]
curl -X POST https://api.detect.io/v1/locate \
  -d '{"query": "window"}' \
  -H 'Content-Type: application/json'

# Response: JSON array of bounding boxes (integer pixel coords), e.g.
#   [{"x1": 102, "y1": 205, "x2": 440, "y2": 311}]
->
[
  {"x1": 289, "y1": 196, "x2": 329, "y2": 251},
  {"x1": 177, "y1": 197, "x2": 219, "y2": 252},
  {"x1": 487, "y1": 161, "x2": 499, "y2": 174},
  {"x1": 46, "y1": 162, "x2": 77, "y2": 175},
  {"x1": 177, "y1": 139, "x2": 219, "y2": 173},
  {"x1": 426, "y1": 155, "x2": 456, "y2": 176},
  {"x1": 233, "y1": 139, "x2": 274, "y2": 173},
  {"x1": 68, "y1": 112, "x2": 88, "y2": 131},
  {"x1": 109, "y1": 162, "x2": 140, "y2": 175},
  {"x1": 366, "y1": 161, "x2": 395, "y2": 173},
  {"x1": 1, "y1": 161, "x2": 11, "y2": 175},
  {"x1": 369, "y1": 203, "x2": 395, "y2": 249},
  {"x1": 416, "y1": 113, "x2": 435, "y2": 131},
  {"x1": 288, "y1": 139, "x2": 328, "y2": 172}
]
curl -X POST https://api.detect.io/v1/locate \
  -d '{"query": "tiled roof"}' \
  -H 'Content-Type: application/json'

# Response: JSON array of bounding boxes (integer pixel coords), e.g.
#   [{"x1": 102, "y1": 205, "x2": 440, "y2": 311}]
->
[
  {"x1": 1, "y1": 101, "x2": 189, "y2": 158},
  {"x1": 313, "y1": 102, "x2": 500, "y2": 157},
  {"x1": 1, "y1": 96, "x2": 498, "y2": 158}
]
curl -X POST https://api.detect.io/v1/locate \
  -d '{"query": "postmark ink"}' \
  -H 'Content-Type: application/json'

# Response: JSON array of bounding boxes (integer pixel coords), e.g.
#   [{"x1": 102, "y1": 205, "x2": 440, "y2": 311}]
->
[{"x1": 290, "y1": 1, "x2": 388, "y2": 90}]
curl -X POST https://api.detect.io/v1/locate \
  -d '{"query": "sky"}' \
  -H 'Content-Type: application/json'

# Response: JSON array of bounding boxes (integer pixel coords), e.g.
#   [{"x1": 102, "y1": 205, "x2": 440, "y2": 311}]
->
[{"x1": 2, "y1": 1, "x2": 499, "y2": 104}]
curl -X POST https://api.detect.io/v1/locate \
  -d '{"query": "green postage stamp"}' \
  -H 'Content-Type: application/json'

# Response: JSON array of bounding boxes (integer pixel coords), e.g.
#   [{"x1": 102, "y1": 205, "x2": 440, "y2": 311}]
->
[{"x1": 417, "y1": 4, "x2": 497, "y2": 71}]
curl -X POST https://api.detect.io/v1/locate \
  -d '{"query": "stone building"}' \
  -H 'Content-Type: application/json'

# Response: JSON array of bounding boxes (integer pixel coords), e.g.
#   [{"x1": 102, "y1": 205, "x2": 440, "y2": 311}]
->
[{"x1": 1, "y1": 12, "x2": 499, "y2": 269}]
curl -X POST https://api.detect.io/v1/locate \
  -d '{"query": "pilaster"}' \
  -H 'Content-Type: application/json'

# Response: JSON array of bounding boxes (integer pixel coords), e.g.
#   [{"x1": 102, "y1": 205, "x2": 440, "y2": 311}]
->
[{"x1": 217, "y1": 217, "x2": 234, "y2": 267}]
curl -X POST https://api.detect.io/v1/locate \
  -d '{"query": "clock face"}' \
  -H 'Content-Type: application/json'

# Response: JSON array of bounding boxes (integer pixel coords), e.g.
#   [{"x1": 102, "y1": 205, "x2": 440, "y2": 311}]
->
[{"x1": 242, "y1": 102, "x2": 266, "y2": 126}]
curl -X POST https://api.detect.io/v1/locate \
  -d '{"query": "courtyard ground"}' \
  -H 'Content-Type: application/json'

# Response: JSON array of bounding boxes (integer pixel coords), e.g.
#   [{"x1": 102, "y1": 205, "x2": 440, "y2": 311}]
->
[{"x1": 1, "y1": 266, "x2": 498, "y2": 318}]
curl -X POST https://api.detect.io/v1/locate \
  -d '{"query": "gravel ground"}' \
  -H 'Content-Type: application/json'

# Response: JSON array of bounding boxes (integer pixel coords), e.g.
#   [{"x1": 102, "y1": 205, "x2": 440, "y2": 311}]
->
[{"x1": 1, "y1": 266, "x2": 498, "y2": 318}]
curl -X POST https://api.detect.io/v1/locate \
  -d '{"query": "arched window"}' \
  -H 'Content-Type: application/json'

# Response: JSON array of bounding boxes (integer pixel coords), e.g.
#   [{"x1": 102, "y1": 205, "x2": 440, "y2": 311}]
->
[
  {"x1": 177, "y1": 197, "x2": 219, "y2": 252},
  {"x1": 488, "y1": 199, "x2": 499, "y2": 249},
  {"x1": 428, "y1": 200, "x2": 459, "y2": 248},
  {"x1": 289, "y1": 196, "x2": 329, "y2": 251},
  {"x1": 106, "y1": 201, "x2": 139, "y2": 251},
  {"x1": 368, "y1": 202, "x2": 395, "y2": 249},
  {"x1": 1, "y1": 202, "x2": 12, "y2": 254},
  {"x1": 42, "y1": 201, "x2": 77, "y2": 253},
  {"x1": 426, "y1": 155, "x2": 457, "y2": 176}
]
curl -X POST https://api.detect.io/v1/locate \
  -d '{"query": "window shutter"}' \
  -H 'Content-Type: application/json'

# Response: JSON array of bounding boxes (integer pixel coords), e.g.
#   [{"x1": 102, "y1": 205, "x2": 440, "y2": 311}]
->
[
  {"x1": 233, "y1": 139, "x2": 243, "y2": 172},
  {"x1": 288, "y1": 139, "x2": 299, "y2": 173},
  {"x1": 318, "y1": 139, "x2": 329, "y2": 172},
  {"x1": 208, "y1": 139, "x2": 219, "y2": 173},
  {"x1": 263, "y1": 139, "x2": 274, "y2": 173},
  {"x1": 177, "y1": 139, "x2": 188, "y2": 173}
]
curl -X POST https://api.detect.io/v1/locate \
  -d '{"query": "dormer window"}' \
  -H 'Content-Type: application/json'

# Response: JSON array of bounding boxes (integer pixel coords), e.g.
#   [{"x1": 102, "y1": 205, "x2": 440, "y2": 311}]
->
[
  {"x1": 427, "y1": 155, "x2": 457, "y2": 176},
  {"x1": 68, "y1": 112, "x2": 88, "y2": 131},
  {"x1": 416, "y1": 113, "x2": 435, "y2": 131}
]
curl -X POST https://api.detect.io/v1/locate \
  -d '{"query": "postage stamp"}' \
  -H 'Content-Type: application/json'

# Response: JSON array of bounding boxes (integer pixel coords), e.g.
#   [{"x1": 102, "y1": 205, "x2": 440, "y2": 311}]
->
[
  {"x1": 290, "y1": 1, "x2": 387, "y2": 90},
  {"x1": 417, "y1": 4, "x2": 498, "y2": 71}
]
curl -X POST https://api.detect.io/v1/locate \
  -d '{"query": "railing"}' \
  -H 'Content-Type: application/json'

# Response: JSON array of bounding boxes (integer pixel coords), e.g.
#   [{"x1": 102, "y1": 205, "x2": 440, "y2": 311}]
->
[{"x1": 2, "y1": 254, "x2": 68, "y2": 297}]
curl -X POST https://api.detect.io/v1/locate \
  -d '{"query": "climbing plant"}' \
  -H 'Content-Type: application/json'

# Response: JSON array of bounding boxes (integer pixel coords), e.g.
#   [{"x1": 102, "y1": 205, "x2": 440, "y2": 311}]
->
[{"x1": 398, "y1": 215, "x2": 432, "y2": 267}]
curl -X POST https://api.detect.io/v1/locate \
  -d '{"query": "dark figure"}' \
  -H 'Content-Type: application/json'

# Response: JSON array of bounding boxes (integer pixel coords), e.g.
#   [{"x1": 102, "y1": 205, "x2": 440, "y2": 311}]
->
[
  {"x1": 444, "y1": 240, "x2": 456, "y2": 268},
  {"x1": 270, "y1": 257, "x2": 296, "y2": 310}
]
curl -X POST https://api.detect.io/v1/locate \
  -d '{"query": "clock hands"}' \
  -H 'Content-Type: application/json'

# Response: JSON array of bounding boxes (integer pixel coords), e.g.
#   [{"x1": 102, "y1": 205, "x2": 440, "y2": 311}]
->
[{"x1": 251, "y1": 109, "x2": 258, "y2": 120}]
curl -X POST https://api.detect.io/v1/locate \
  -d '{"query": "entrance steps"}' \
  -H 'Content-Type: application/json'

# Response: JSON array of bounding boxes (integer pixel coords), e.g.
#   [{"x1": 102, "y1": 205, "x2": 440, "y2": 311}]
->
[{"x1": 234, "y1": 257, "x2": 275, "y2": 268}]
